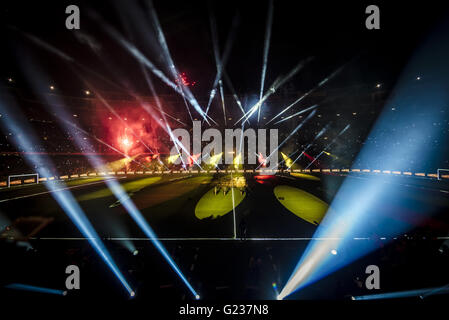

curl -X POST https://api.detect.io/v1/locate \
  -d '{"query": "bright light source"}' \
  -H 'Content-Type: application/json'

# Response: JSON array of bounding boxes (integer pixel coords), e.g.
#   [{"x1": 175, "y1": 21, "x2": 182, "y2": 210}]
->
[
  {"x1": 7, "y1": 78, "x2": 13, "y2": 82},
  {"x1": 85, "y1": 90, "x2": 91, "y2": 95},
  {"x1": 331, "y1": 249, "x2": 338, "y2": 255},
  {"x1": 49, "y1": 85, "x2": 55, "y2": 90},
  {"x1": 0, "y1": 68, "x2": 137, "y2": 298},
  {"x1": 233, "y1": 153, "x2": 242, "y2": 169},
  {"x1": 277, "y1": 294, "x2": 283, "y2": 300},
  {"x1": 206, "y1": 152, "x2": 223, "y2": 167},
  {"x1": 281, "y1": 152, "x2": 293, "y2": 168},
  {"x1": 122, "y1": 138, "x2": 130, "y2": 146},
  {"x1": 130, "y1": 291, "x2": 135, "y2": 297},
  {"x1": 416, "y1": 76, "x2": 421, "y2": 80},
  {"x1": 195, "y1": 294, "x2": 200, "y2": 300},
  {"x1": 376, "y1": 83, "x2": 381, "y2": 88},
  {"x1": 133, "y1": 250, "x2": 139, "y2": 256},
  {"x1": 167, "y1": 154, "x2": 180, "y2": 164}
]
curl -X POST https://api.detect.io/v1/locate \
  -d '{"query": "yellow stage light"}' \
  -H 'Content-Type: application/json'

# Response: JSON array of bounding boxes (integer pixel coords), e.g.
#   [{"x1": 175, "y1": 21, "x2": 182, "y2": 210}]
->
[
  {"x1": 281, "y1": 152, "x2": 293, "y2": 168},
  {"x1": 167, "y1": 154, "x2": 180, "y2": 164},
  {"x1": 233, "y1": 153, "x2": 242, "y2": 169},
  {"x1": 207, "y1": 152, "x2": 223, "y2": 167}
]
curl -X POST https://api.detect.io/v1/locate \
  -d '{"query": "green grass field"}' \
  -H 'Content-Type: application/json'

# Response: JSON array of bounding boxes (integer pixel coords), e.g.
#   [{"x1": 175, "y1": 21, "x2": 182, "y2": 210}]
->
[
  {"x1": 131, "y1": 175, "x2": 213, "y2": 210},
  {"x1": 77, "y1": 176, "x2": 162, "y2": 201}
]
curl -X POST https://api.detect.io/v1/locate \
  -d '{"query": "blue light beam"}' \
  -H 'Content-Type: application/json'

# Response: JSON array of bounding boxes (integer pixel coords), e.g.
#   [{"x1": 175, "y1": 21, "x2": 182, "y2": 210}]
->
[{"x1": 279, "y1": 25, "x2": 449, "y2": 299}]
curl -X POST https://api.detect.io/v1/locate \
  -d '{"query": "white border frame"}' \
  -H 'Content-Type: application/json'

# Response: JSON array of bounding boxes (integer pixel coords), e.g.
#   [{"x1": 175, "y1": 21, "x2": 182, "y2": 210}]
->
[{"x1": 7, "y1": 173, "x2": 39, "y2": 188}]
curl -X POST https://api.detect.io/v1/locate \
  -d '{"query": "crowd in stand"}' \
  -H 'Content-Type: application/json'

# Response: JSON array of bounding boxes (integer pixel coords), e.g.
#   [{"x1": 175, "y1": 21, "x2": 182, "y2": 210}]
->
[{"x1": 1, "y1": 86, "x2": 449, "y2": 179}]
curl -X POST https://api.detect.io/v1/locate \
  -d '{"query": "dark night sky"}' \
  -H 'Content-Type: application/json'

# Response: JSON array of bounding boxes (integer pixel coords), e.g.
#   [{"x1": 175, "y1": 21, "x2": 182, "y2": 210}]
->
[{"x1": 1, "y1": 0, "x2": 449, "y2": 97}]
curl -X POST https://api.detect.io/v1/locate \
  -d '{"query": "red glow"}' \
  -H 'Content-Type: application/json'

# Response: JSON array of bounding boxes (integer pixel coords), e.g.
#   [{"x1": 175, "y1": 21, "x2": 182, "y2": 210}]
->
[
  {"x1": 257, "y1": 152, "x2": 267, "y2": 167},
  {"x1": 187, "y1": 153, "x2": 200, "y2": 167},
  {"x1": 254, "y1": 175, "x2": 276, "y2": 184},
  {"x1": 95, "y1": 100, "x2": 164, "y2": 157},
  {"x1": 176, "y1": 72, "x2": 196, "y2": 87},
  {"x1": 303, "y1": 152, "x2": 321, "y2": 168},
  {"x1": 254, "y1": 175, "x2": 274, "y2": 180},
  {"x1": 118, "y1": 134, "x2": 133, "y2": 154}
]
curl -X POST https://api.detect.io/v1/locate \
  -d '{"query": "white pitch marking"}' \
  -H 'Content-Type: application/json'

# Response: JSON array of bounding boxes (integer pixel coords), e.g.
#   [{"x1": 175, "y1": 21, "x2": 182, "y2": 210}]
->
[
  {"x1": 0, "y1": 178, "x2": 122, "y2": 203},
  {"x1": 28, "y1": 236, "x2": 442, "y2": 241},
  {"x1": 32, "y1": 237, "x2": 346, "y2": 241},
  {"x1": 231, "y1": 172, "x2": 237, "y2": 239}
]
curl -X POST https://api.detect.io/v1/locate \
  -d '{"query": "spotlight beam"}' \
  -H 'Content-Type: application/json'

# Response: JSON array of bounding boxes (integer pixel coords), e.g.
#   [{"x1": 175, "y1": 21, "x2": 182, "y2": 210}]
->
[
  {"x1": 147, "y1": 0, "x2": 208, "y2": 124},
  {"x1": 14, "y1": 28, "x2": 128, "y2": 94},
  {"x1": 223, "y1": 71, "x2": 247, "y2": 121},
  {"x1": 353, "y1": 285, "x2": 449, "y2": 300},
  {"x1": 278, "y1": 149, "x2": 300, "y2": 166},
  {"x1": 0, "y1": 96, "x2": 134, "y2": 296},
  {"x1": 141, "y1": 68, "x2": 203, "y2": 170},
  {"x1": 258, "y1": 0, "x2": 274, "y2": 123},
  {"x1": 110, "y1": 181, "x2": 200, "y2": 298},
  {"x1": 19, "y1": 51, "x2": 198, "y2": 297},
  {"x1": 73, "y1": 55, "x2": 189, "y2": 168},
  {"x1": 204, "y1": 6, "x2": 223, "y2": 124},
  {"x1": 140, "y1": 66, "x2": 188, "y2": 127},
  {"x1": 266, "y1": 63, "x2": 347, "y2": 125},
  {"x1": 17, "y1": 25, "x2": 192, "y2": 132},
  {"x1": 219, "y1": 80, "x2": 227, "y2": 125},
  {"x1": 278, "y1": 38, "x2": 443, "y2": 297},
  {"x1": 288, "y1": 124, "x2": 330, "y2": 169},
  {"x1": 81, "y1": 80, "x2": 156, "y2": 155},
  {"x1": 235, "y1": 57, "x2": 314, "y2": 125},
  {"x1": 90, "y1": 12, "x2": 209, "y2": 124},
  {"x1": 273, "y1": 104, "x2": 319, "y2": 125},
  {"x1": 60, "y1": 92, "x2": 199, "y2": 298},
  {"x1": 5, "y1": 283, "x2": 67, "y2": 296},
  {"x1": 256, "y1": 109, "x2": 316, "y2": 169},
  {"x1": 74, "y1": 36, "x2": 189, "y2": 128},
  {"x1": 17, "y1": 28, "x2": 188, "y2": 132},
  {"x1": 304, "y1": 124, "x2": 350, "y2": 169},
  {"x1": 62, "y1": 119, "x2": 146, "y2": 169},
  {"x1": 203, "y1": 10, "x2": 239, "y2": 124},
  {"x1": 139, "y1": 76, "x2": 188, "y2": 169},
  {"x1": 304, "y1": 151, "x2": 324, "y2": 170}
]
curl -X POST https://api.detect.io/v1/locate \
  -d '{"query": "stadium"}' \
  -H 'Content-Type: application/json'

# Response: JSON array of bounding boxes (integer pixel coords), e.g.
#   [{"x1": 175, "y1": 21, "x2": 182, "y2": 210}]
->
[{"x1": 0, "y1": 0, "x2": 449, "y2": 312}]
